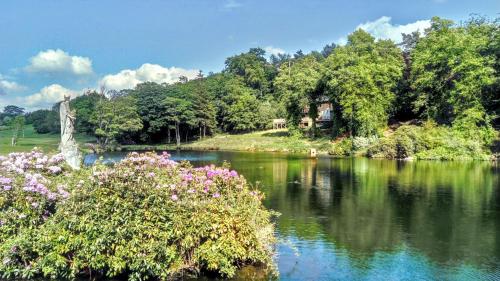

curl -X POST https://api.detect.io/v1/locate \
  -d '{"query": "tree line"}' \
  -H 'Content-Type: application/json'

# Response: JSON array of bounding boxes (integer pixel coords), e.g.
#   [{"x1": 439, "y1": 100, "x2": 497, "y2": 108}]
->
[{"x1": 2, "y1": 16, "x2": 498, "y2": 150}]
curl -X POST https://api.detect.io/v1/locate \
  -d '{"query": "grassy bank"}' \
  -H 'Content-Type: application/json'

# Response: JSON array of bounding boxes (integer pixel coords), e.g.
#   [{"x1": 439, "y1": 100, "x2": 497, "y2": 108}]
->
[{"x1": 0, "y1": 125, "x2": 94, "y2": 154}]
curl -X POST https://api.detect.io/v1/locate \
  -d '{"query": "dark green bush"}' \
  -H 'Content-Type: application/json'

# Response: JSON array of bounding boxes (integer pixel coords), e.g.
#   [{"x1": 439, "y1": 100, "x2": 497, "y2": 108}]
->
[
  {"x1": 367, "y1": 137, "x2": 397, "y2": 159},
  {"x1": 328, "y1": 138, "x2": 353, "y2": 157}
]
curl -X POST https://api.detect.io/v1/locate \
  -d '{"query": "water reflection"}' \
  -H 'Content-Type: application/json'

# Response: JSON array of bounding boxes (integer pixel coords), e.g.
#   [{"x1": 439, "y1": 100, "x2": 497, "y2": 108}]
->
[{"x1": 85, "y1": 151, "x2": 500, "y2": 280}]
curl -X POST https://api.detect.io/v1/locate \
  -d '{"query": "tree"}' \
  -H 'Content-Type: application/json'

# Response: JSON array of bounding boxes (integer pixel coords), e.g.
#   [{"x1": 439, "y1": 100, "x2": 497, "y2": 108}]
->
[
  {"x1": 10, "y1": 115, "x2": 25, "y2": 146},
  {"x1": 191, "y1": 71, "x2": 217, "y2": 138},
  {"x1": 224, "y1": 48, "x2": 276, "y2": 97},
  {"x1": 90, "y1": 93, "x2": 143, "y2": 149},
  {"x1": 70, "y1": 90, "x2": 101, "y2": 134},
  {"x1": 411, "y1": 17, "x2": 496, "y2": 141},
  {"x1": 3, "y1": 105, "x2": 25, "y2": 117},
  {"x1": 321, "y1": 42, "x2": 337, "y2": 57},
  {"x1": 324, "y1": 29, "x2": 403, "y2": 137},
  {"x1": 129, "y1": 82, "x2": 171, "y2": 142},
  {"x1": 164, "y1": 96, "x2": 195, "y2": 146},
  {"x1": 270, "y1": 53, "x2": 292, "y2": 68},
  {"x1": 29, "y1": 109, "x2": 60, "y2": 134},
  {"x1": 275, "y1": 55, "x2": 324, "y2": 137},
  {"x1": 255, "y1": 99, "x2": 279, "y2": 129},
  {"x1": 394, "y1": 31, "x2": 422, "y2": 120},
  {"x1": 217, "y1": 76, "x2": 261, "y2": 133},
  {"x1": 293, "y1": 50, "x2": 305, "y2": 59},
  {"x1": 224, "y1": 90, "x2": 260, "y2": 132}
]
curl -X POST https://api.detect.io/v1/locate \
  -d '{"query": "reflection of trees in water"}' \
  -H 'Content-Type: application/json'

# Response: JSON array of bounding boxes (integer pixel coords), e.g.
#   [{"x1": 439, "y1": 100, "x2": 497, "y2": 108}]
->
[{"x1": 261, "y1": 157, "x2": 500, "y2": 267}]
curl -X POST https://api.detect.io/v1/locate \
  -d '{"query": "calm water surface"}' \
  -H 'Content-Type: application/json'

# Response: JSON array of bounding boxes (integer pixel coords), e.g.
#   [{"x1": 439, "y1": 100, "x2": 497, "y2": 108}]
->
[{"x1": 84, "y1": 151, "x2": 500, "y2": 281}]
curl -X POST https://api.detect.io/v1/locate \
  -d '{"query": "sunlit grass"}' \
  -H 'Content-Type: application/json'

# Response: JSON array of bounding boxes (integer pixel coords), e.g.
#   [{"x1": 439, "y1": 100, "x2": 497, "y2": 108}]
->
[
  {"x1": 182, "y1": 129, "x2": 333, "y2": 154},
  {"x1": 0, "y1": 125, "x2": 94, "y2": 154}
]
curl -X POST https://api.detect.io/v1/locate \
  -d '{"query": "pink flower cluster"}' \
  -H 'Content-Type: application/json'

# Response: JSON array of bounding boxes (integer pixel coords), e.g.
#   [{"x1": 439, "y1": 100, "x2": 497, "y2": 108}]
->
[
  {"x1": 0, "y1": 176, "x2": 12, "y2": 191},
  {"x1": 0, "y1": 149, "x2": 69, "y2": 202},
  {"x1": 90, "y1": 151, "x2": 257, "y2": 204},
  {"x1": 22, "y1": 173, "x2": 68, "y2": 201},
  {"x1": 0, "y1": 149, "x2": 65, "y2": 175},
  {"x1": 121, "y1": 151, "x2": 177, "y2": 168}
]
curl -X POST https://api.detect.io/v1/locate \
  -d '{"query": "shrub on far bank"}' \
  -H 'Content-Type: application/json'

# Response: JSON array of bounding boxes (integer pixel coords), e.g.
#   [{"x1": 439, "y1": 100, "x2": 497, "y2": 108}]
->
[
  {"x1": 0, "y1": 150, "x2": 276, "y2": 280},
  {"x1": 366, "y1": 122, "x2": 495, "y2": 160},
  {"x1": 328, "y1": 138, "x2": 353, "y2": 157}
]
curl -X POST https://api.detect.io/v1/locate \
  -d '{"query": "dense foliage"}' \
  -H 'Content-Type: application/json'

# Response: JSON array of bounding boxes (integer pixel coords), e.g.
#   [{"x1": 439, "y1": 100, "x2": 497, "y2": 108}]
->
[
  {"x1": 324, "y1": 30, "x2": 403, "y2": 137},
  {"x1": 365, "y1": 121, "x2": 493, "y2": 160},
  {"x1": 0, "y1": 150, "x2": 276, "y2": 280},
  {"x1": 411, "y1": 17, "x2": 497, "y2": 137}
]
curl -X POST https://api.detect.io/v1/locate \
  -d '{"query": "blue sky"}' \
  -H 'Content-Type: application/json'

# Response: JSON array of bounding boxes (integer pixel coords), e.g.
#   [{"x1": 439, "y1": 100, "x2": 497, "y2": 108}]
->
[{"x1": 0, "y1": 0, "x2": 498, "y2": 110}]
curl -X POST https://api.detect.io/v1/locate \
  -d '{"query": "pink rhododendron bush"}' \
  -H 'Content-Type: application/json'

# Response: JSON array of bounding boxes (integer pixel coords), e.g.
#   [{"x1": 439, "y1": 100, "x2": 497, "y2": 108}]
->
[{"x1": 0, "y1": 150, "x2": 276, "y2": 280}]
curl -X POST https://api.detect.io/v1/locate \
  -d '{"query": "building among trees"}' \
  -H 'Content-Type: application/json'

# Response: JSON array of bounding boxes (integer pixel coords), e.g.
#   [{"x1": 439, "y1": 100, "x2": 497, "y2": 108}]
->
[{"x1": 300, "y1": 97, "x2": 333, "y2": 128}]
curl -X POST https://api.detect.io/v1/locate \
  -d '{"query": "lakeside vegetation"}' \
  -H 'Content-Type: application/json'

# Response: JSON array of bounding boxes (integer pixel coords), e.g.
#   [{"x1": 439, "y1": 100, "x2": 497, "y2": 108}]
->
[{"x1": 1, "y1": 16, "x2": 498, "y2": 160}]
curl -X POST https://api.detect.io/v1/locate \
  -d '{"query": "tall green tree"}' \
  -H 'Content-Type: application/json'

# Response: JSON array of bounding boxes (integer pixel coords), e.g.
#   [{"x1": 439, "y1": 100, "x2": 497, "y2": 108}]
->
[
  {"x1": 28, "y1": 109, "x2": 60, "y2": 134},
  {"x1": 129, "y1": 82, "x2": 171, "y2": 142},
  {"x1": 164, "y1": 96, "x2": 195, "y2": 146},
  {"x1": 90, "y1": 93, "x2": 143, "y2": 149},
  {"x1": 275, "y1": 55, "x2": 324, "y2": 137},
  {"x1": 218, "y1": 76, "x2": 261, "y2": 133},
  {"x1": 224, "y1": 48, "x2": 276, "y2": 97},
  {"x1": 70, "y1": 90, "x2": 101, "y2": 134},
  {"x1": 191, "y1": 71, "x2": 217, "y2": 138},
  {"x1": 411, "y1": 17, "x2": 496, "y2": 141},
  {"x1": 324, "y1": 29, "x2": 403, "y2": 137},
  {"x1": 394, "y1": 31, "x2": 421, "y2": 121}
]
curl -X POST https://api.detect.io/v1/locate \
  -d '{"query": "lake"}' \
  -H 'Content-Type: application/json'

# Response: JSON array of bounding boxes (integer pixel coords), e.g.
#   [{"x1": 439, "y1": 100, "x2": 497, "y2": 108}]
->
[{"x1": 84, "y1": 151, "x2": 500, "y2": 281}]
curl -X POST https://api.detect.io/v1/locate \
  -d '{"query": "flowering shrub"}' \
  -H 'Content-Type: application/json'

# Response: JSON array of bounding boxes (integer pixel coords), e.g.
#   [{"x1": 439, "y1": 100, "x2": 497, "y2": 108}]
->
[
  {"x1": 0, "y1": 151, "x2": 276, "y2": 280},
  {"x1": 0, "y1": 149, "x2": 70, "y2": 245}
]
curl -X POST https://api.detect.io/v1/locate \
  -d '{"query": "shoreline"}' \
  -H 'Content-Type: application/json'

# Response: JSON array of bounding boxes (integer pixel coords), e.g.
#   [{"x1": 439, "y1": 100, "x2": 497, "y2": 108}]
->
[{"x1": 107, "y1": 143, "x2": 498, "y2": 162}]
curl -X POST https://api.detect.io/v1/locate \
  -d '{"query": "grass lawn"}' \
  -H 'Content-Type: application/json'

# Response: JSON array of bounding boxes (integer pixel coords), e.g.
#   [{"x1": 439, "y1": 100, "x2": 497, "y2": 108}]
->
[
  {"x1": 172, "y1": 129, "x2": 333, "y2": 154},
  {"x1": 122, "y1": 129, "x2": 331, "y2": 154},
  {"x1": 0, "y1": 125, "x2": 95, "y2": 154}
]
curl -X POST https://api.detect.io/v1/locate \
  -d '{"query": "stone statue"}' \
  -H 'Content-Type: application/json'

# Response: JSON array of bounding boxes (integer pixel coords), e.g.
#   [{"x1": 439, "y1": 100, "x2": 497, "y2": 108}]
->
[{"x1": 59, "y1": 95, "x2": 81, "y2": 170}]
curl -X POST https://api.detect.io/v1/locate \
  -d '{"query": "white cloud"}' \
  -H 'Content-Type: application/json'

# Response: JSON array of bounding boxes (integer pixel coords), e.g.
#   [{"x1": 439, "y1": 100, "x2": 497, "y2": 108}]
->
[
  {"x1": 356, "y1": 16, "x2": 431, "y2": 43},
  {"x1": 0, "y1": 75, "x2": 25, "y2": 96},
  {"x1": 264, "y1": 46, "x2": 286, "y2": 56},
  {"x1": 22, "y1": 84, "x2": 80, "y2": 110},
  {"x1": 26, "y1": 49, "x2": 93, "y2": 76},
  {"x1": 0, "y1": 80, "x2": 24, "y2": 96},
  {"x1": 100, "y1": 63, "x2": 199, "y2": 90}
]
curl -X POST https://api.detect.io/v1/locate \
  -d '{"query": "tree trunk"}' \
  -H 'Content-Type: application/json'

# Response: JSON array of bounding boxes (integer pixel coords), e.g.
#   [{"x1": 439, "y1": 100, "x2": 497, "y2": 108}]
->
[
  {"x1": 167, "y1": 127, "x2": 171, "y2": 144},
  {"x1": 203, "y1": 125, "x2": 206, "y2": 138},
  {"x1": 199, "y1": 126, "x2": 202, "y2": 139},
  {"x1": 175, "y1": 122, "x2": 180, "y2": 147},
  {"x1": 185, "y1": 131, "x2": 188, "y2": 143}
]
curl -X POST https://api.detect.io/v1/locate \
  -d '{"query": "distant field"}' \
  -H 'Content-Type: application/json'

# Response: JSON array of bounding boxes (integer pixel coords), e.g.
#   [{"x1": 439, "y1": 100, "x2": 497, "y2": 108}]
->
[{"x1": 0, "y1": 125, "x2": 94, "y2": 154}]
